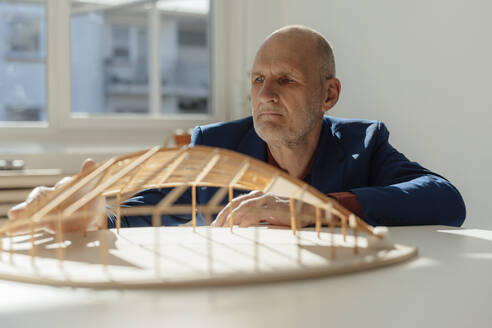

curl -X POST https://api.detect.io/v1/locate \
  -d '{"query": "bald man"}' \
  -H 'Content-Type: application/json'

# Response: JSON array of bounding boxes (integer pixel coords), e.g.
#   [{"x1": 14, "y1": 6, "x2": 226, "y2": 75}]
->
[{"x1": 9, "y1": 25, "x2": 466, "y2": 233}]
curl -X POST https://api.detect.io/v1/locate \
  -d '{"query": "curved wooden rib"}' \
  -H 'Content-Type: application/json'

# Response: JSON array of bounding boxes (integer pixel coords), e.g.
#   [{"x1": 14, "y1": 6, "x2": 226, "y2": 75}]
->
[{"x1": 1, "y1": 146, "x2": 378, "y2": 240}]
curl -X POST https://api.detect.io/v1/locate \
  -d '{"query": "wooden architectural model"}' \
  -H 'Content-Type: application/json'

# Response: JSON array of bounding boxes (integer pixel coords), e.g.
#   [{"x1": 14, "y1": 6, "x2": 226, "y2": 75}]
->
[{"x1": 0, "y1": 146, "x2": 417, "y2": 288}]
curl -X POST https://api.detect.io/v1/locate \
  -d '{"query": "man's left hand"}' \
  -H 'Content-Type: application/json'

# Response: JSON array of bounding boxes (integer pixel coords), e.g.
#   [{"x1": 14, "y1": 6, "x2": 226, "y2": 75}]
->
[{"x1": 211, "y1": 190, "x2": 315, "y2": 228}]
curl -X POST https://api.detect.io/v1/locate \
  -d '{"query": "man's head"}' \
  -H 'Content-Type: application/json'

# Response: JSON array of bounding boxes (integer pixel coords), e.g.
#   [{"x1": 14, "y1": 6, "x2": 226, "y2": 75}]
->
[{"x1": 250, "y1": 25, "x2": 341, "y2": 147}]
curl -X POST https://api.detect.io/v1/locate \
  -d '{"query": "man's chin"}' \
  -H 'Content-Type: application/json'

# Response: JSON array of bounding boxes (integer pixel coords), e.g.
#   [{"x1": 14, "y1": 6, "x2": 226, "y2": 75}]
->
[{"x1": 253, "y1": 123, "x2": 286, "y2": 143}]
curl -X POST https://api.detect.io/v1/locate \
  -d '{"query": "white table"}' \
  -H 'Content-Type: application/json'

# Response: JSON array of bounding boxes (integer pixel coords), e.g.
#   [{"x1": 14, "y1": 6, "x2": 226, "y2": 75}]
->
[{"x1": 1, "y1": 226, "x2": 491, "y2": 328}]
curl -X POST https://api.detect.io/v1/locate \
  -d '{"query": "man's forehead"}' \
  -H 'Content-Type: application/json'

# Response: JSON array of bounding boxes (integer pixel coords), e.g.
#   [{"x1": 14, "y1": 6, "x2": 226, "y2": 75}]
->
[
  {"x1": 251, "y1": 58, "x2": 305, "y2": 77},
  {"x1": 252, "y1": 35, "x2": 318, "y2": 76}
]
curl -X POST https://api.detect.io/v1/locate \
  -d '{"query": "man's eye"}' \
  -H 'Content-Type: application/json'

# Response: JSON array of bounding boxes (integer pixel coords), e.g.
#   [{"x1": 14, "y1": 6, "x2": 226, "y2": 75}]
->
[
  {"x1": 254, "y1": 76, "x2": 264, "y2": 83},
  {"x1": 280, "y1": 78, "x2": 294, "y2": 84}
]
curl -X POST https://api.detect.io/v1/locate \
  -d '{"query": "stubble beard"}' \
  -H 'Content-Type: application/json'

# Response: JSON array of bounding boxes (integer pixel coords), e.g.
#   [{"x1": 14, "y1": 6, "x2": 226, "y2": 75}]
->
[{"x1": 253, "y1": 106, "x2": 322, "y2": 149}]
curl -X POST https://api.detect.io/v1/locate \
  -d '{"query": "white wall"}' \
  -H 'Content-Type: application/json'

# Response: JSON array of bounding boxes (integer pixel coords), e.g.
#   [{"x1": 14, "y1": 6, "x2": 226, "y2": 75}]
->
[{"x1": 235, "y1": 0, "x2": 492, "y2": 229}]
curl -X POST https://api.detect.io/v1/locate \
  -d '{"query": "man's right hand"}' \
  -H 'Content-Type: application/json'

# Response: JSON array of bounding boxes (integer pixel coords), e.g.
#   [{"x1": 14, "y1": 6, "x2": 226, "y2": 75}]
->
[{"x1": 7, "y1": 159, "x2": 107, "y2": 235}]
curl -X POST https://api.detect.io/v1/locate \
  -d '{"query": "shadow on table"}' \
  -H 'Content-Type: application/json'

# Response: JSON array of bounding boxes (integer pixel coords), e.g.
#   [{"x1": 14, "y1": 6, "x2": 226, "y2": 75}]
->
[{"x1": 1, "y1": 229, "x2": 139, "y2": 268}]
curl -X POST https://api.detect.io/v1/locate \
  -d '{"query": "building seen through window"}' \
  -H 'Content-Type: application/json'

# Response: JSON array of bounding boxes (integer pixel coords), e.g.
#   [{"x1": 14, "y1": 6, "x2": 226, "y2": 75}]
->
[
  {"x1": 71, "y1": 0, "x2": 210, "y2": 116},
  {"x1": 0, "y1": 0, "x2": 210, "y2": 123},
  {"x1": 0, "y1": 1, "x2": 46, "y2": 122}
]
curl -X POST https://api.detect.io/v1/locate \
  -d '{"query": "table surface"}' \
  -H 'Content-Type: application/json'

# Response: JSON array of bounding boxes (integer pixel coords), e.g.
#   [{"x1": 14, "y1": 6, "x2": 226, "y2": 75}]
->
[{"x1": 0, "y1": 225, "x2": 491, "y2": 328}]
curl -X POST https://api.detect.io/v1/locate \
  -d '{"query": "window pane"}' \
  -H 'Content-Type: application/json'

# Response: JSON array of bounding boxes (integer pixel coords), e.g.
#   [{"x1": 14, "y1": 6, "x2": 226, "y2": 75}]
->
[
  {"x1": 71, "y1": 1, "x2": 149, "y2": 115},
  {"x1": 71, "y1": 0, "x2": 210, "y2": 116},
  {"x1": 161, "y1": 0, "x2": 210, "y2": 114},
  {"x1": 0, "y1": 1, "x2": 46, "y2": 122}
]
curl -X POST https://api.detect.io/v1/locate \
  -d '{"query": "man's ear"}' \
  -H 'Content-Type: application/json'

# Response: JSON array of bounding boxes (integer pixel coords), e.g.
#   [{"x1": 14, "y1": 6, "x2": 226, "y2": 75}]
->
[{"x1": 321, "y1": 78, "x2": 341, "y2": 113}]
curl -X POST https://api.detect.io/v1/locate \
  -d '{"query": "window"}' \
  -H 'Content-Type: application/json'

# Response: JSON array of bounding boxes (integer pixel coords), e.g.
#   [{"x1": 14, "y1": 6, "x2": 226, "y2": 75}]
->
[
  {"x1": 0, "y1": 1, "x2": 46, "y2": 122},
  {"x1": 71, "y1": 0, "x2": 210, "y2": 116},
  {"x1": 178, "y1": 29, "x2": 207, "y2": 47},
  {"x1": 111, "y1": 26, "x2": 130, "y2": 62},
  {"x1": 9, "y1": 17, "x2": 43, "y2": 57},
  {"x1": 0, "y1": 0, "x2": 233, "y2": 172}
]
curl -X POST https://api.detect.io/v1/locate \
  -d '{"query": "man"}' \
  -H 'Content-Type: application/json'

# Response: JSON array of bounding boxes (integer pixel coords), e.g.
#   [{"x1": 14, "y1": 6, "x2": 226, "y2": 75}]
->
[{"x1": 9, "y1": 25, "x2": 466, "y2": 232}]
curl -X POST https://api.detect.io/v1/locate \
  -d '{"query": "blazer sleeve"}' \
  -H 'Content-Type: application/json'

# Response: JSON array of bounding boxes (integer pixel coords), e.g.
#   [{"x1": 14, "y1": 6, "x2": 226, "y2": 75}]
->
[
  {"x1": 350, "y1": 122, "x2": 466, "y2": 227},
  {"x1": 190, "y1": 125, "x2": 204, "y2": 146}
]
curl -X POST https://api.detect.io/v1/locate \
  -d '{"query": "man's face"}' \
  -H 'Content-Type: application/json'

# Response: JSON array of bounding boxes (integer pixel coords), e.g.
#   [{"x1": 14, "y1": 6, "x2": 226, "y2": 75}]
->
[{"x1": 250, "y1": 34, "x2": 325, "y2": 146}]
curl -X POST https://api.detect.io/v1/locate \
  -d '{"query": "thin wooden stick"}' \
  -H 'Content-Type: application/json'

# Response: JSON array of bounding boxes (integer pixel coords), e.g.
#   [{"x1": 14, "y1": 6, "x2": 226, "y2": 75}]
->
[
  {"x1": 349, "y1": 214, "x2": 358, "y2": 254},
  {"x1": 289, "y1": 197, "x2": 296, "y2": 236},
  {"x1": 228, "y1": 186, "x2": 234, "y2": 231},
  {"x1": 83, "y1": 204, "x2": 88, "y2": 238},
  {"x1": 63, "y1": 146, "x2": 161, "y2": 219},
  {"x1": 353, "y1": 226, "x2": 358, "y2": 254},
  {"x1": 148, "y1": 151, "x2": 195, "y2": 215},
  {"x1": 8, "y1": 225, "x2": 13, "y2": 263},
  {"x1": 288, "y1": 184, "x2": 308, "y2": 236},
  {"x1": 56, "y1": 211, "x2": 64, "y2": 262},
  {"x1": 191, "y1": 184, "x2": 197, "y2": 231},
  {"x1": 112, "y1": 147, "x2": 218, "y2": 225},
  {"x1": 118, "y1": 146, "x2": 189, "y2": 204},
  {"x1": 207, "y1": 159, "x2": 249, "y2": 206},
  {"x1": 262, "y1": 173, "x2": 279, "y2": 193},
  {"x1": 295, "y1": 185, "x2": 308, "y2": 230},
  {"x1": 0, "y1": 159, "x2": 116, "y2": 237},
  {"x1": 186, "y1": 150, "x2": 221, "y2": 231},
  {"x1": 29, "y1": 220, "x2": 35, "y2": 261},
  {"x1": 326, "y1": 203, "x2": 335, "y2": 259},
  {"x1": 116, "y1": 192, "x2": 121, "y2": 234},
  {"x1": 352, "y1": 215, "x2": 379, "y2": 239},
  {"x1": 315, "y1": 205, "x2": 321, "y2": 239},
  {"x1": 156, "y1": 149, "x2": 188, "y2": 185},
  {"x1": 33, "y1": 158, "x2": 117, "y2": 223},
  {"x1": 149, "y1": 151, "x2": 197, "y2": 215},
  {"x1": 152, "y1": 211, "x2": 160, "y2": 227},
  {"x1": 342, "y1": 215, "x2": 348, "y2": 242},
  {"x1": 100, "y1": 212, "x2": 108, "y2": 267},
  {"x1": 117, "y1": 152, "x2": 155, "y2": 195},
  {"x1": 152, "y1": 211, "x2": 161, "y2": 276},
  {"x1": 189, "y1": 151, "x2": 222, "y2": 230},
  {"x1": 154, "y1": 184, "x2": 189, "y2": 210},
  {"x1": 120, "y1": 204, "x2": 223, "y2": 216},
  {"x1": 203, "y1": 159, "x2": 249, "y2": 227},
  {"x1": 193, "y1": 153, "x2": 221, "y2": 184}
]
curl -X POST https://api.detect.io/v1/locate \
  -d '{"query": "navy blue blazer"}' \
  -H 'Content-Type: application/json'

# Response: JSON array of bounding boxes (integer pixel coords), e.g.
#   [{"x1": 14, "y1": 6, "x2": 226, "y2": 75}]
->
[{"x1": 109, "y1": 116, "x2": 466, "y2": 228}]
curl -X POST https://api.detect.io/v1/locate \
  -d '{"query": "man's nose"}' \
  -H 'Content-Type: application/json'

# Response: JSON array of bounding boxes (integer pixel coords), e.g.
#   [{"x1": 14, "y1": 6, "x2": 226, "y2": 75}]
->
[{"x1": 258, "y1": 79, "x2": 279, "y2": 104}]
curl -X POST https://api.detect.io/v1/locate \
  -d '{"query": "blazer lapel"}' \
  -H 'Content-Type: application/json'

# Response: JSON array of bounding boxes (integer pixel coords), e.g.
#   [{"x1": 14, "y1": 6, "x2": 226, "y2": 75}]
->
[
  {"x1": 310, "y1": 117, "x2": 346, "y2": 194},
  {"x1": 232, "y1": 117, "x2": 345, "y2": 194}
]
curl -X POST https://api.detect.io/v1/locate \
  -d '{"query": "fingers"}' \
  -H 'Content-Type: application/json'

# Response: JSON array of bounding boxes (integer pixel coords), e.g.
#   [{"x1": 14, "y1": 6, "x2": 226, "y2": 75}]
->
[
  {"x1": 8, "y1": 186, "x2": 54, "y2": 221},
  {"x1": 212, "y1": 192, "x2": 313, "y2": 228},
  {"x1": 224, "y1": 194, "x2": 291, "y2": 227},
  {"x1": 4, "y1": 216, "x2": 54, "y2": 236},
  {"x1": 6, "y1": 158, "x2": 101, "y2": 236},
  {"x1": 7, "y1": 186, "x2": 59, "y2": 235},
  {"x1": 53, "y1": 158, "x2": 94, "y2": 188},
  {"x1": 212, "y1": 190, "x2": 264, "y2": 227},
  {"x1": 7, "y1": 197, "x2": 107, "y2": 236},
  {"x1": 214, "y1": 191, "x2": 276, "y2": 228},
  {"x1": 54, "y1": 176, "x2": 72, "y2": 188},
  {"x1": 226, "y1": 197, "x2": 265, "y2": 227},
  {"x1": 81, "y1": 158, "x2": 96, "y2": 173},
  {"x1": 7, "y1": 201, "x2": 28, "y2": 221}
]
